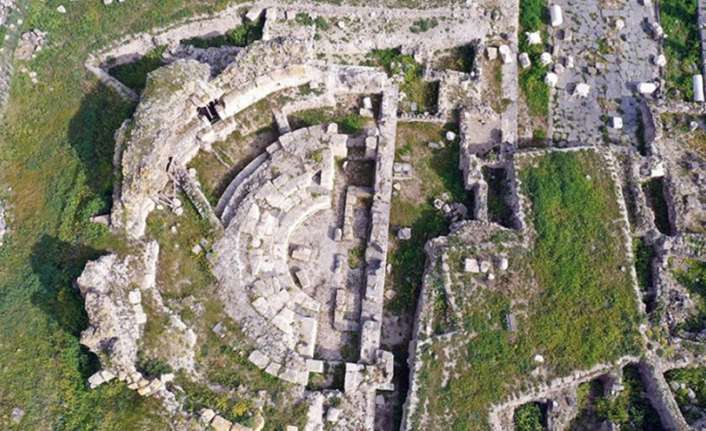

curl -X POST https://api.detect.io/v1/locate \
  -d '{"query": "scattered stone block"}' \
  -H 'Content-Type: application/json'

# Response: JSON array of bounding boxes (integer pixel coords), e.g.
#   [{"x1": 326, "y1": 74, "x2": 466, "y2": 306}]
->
[
  {"x1": 526, "y1": 31, "x2": 541, "y2": 45},
  {"x1": 464, "y1": 258, "x2": 480, "y2": 273},
  {"x1": 614, "y1": 18, "x2": 624, "y2": 31},
  {"x1": 363, "y1": 96, "x2": 373, "y2": 110},
  {"x1": 295, "y1": 270, "x2": 311, "y2": 289},
  {"x1": 653, "y1": 54, "x2": 666, "y2": 67},
  {"x1": 397, "y1": 227, "x2": 412, "y2": 240},
  {"x1": 611, "y1": 117, "x2": 623, "y2": 129},
  {"x1": 637, "y1": 81, "x2": 658, "y2": 95},
  {"x1": 540, "y1": 52, "x2": 552, "y2": 66},
  {"x1": 265, "y1": 362, "x2": 281, "y2": 377},
  {"x1": 211, "y1": 415, "x2": 232, "y2": 431},
  {"x1": 445, "y1": 131, "x2": 456, "y2": 141},
  {"x1": 497, "y1": 257, "x2": 509, "y2": 271},
  {"x1": 533, "y1": 354, "x2": 545, "y2": 364},
  {"x1": 248, "y1": 350, "x2": 270, "y2": 369},
  {"x1": 550, "y1": 4, "x2": 563, "y2": 27},
  {"x1": 694, "y1": 75, "x2": 704, "y2": 102},
  {"x1": 291, "y1": 246, "x2": 313, "y2": 261},
  {"x1": 498, "y1": 45, "x2": 513, "y2": 64},
  {"x1": 518, "y1": 52, "x2": 531, "y2": 69},
  {"x1": 326, "y1": 408, "x2": 342, "y2": 422},
  {"x1": 574, "y1": 83, "x2": 590, "y2": 98},
  {"x1": 479, "y1": 260, "x2": 491, "y2": 273},
  {"x1": 11, "y1": 407, "x2": 24, "y2": 424},
  {"x1": 127, "y1": 289, "x2": 141, "y2": 305},
  {"x1": 307, "y1": 359, "x2": 324, "y2": 373},
  {"x1": 486, "y1": 46, "x2": 498, "y2": 61},
  {"x1": 544, "y1": 72, "x2": 558, "y2": 88}
]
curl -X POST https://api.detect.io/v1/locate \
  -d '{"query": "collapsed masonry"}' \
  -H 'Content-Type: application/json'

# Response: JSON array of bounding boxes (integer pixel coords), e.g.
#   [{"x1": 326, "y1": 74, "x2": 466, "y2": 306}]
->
[{"x1": 80, "y1": 29, "x2": 404, "y2": 429}]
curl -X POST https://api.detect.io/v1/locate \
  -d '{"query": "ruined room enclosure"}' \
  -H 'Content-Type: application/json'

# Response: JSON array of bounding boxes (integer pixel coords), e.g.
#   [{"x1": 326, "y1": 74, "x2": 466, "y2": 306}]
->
[
  {"x1": 403, "y1": 149, "x2": 645, "y2": 430},
  {"x1": 654, "y1": 112, "x2": 706, "y2": 234},
  {"x1": 188, "y1": 87, "x2": 371, "y2": 206}
]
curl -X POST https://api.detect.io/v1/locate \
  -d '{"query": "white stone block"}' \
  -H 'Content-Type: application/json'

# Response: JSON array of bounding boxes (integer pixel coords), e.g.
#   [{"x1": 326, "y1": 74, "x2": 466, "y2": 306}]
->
[
  {"x1": 612, "y1": 117, "x2": 623, "y2": 129},
  {"x1": 540, "y1": 52, "x2": 552, "y2": 66},
  {"x1": 694, "y1": 74, "x2": 705, "y2": 102},
  {"x1": 637, "y1": 82, "x2": 658, "y2": 95},
  {"x1": 127, "y1": 289, "x2": 141, "y2": 305},
  {"x1": 544, "y1": 72, "x2": 558, "y2": 88},
  {"x1": 464, "y1": 258, "x2": 480, "y2": 273},
  {"x1": 526, "y1": 31, "x2": 541, "y2": 45},
  {"x1": 519, "y1": 52, "x2": 531, "y2": 69},
  {"x1": 574, "y1": 83, "x2": 590, "y2": 98},
  {"x1": 550, "y1": 4, "x2": 563, "y2": 27}
]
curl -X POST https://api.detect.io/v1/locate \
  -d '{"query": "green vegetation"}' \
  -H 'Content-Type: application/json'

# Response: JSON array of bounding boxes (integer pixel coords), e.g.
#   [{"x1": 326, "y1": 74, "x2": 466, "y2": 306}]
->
[
  {"x1": 368, "y1": 48, "x2": 439, "y2": 113},
  {"x1": 294, "y1": 12, "x2": 329, "y2": 31},
  {"x1": 483, "y1": 166, "x2": 513, "y2": 227},
  {"x1": 409, "y1": 18, "x2": 439, "y2": 33},
  {"x1": 436, "y1": 43, "x2": 476, "y2": 73},
  {"x1": 109, "y1": 45, "x2": 166, "y2": 92},
  {"x1": 522, "y1": 152, "x2": 641, "y2": 367},
  {"x1": 387, "y1": 123, "x2": 466, "y2": 313},
  {"x1": 674, "y1": 259, "x2": 706, "y2": 332},
  {"x1": 519, "y1": 0, "x2": 550, "y2": 118},
  {"x1": 660, "y1": 0, "x2": 701, "y2": 100},
  {"x1": 348, "y1": 244, "x2": 365, "y2": 269},
  {"x1": 0, "y1": 26, "x2": 6, "y2": 48},
  {"x1": 570, "y1": 380, "x2": 607, "y2": 430},
  {"x1": 0, "y1": 1, "x2": 247, "y2": 428},
  {"x1": 182, "y1": 16, "x2": 263, "y2": 48},
  {"x1": 642, "y1": 177, "x2": 671, "y2": 235},
  {"x1": 411, "y1": 151, "x2": 642, "y2": 429},
  {"x1": 289, "y1": 108, "x2": 366, "y2": 134},
  {"x1": 665, "y1": 367, "x2": 706, "y2": 423},
  {"x1": 595, "y1": 365, "x2": 663, "y2": 430},
  {"x1": 514, "y1": 402, "x2": 546, "y2": 431},
  {"x1": 633, "y1": 237, "x2": 654, "y2": 293}
]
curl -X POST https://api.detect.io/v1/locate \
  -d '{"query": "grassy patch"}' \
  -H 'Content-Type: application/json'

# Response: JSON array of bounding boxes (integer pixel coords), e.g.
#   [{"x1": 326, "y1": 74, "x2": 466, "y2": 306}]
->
[
  {"x1": 642, "y1": 177, "x2": 672, "y2": 235},
  {"x1": 0, "y1": 0, "x2": 240, "y2": 428},
  {"x1": 109, "y1": 45, "x2": 166, "y2": 92},
  {"x1": 368, "y1": 48, "x2": 438, "y2": 113},
  {"x1": 660, "y1": 0, "x2": 701, "y2": 100},
  {"x1": 595, "y1": 365, "x2": 663, "y2": 429},
  {"x1": 412, "y1": 151, "x2": 642, "y2": 429},
  {"x1": 522, "y1": 152, "x2": 641, "y2": 368},
  {"x1": 674, "y1": 259, "x2": 706, "y2": 332},
  {"x1": 570, "y1": 379, "x2": 607, "y2": 430},
  {"x1": 348, "y1": 244, "x2": 365, "y2": 269},
  {"x1": 409, "y1": 18, "x2": 439, "y2": 33},
  {"x1": 633, "y1": 237, "x2": 654, "y2": 293},
  {"x1": 514, "y1": 402, "x2": 547, "y2": 431},
  {"x1": 665, "y1": 367, "x2": 706, "y2": 423},
  {"x1": 483, "y1": 166, "x2": 514, "y2": 227},
  {"x1": 387, "y1": 123, "x2": 466, "y2": 313},
  {"x1": 436, "y1": 43, "x2": 476, "y2": 73},
  {"x1": 182, "y1": 16, "x2": 263, "y2": 49},
  {"x1": 519, "y1": 0, "x2": 550, "y2": 118},
  {"x1": 289, "y1": 108, "x2": 367, "y2": 135}
]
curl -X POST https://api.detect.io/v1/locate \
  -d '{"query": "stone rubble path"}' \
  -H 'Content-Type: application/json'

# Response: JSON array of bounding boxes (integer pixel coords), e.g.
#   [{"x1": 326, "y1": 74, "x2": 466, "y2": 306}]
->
[{"x1": 552, "y1": 0, "x2": 659, "y2": 146}]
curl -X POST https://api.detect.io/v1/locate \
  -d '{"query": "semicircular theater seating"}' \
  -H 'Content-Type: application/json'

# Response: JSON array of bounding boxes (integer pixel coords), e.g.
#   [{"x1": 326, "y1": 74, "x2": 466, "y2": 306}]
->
[{"x1": 211, "y1": 124, "x2": 348, "y2": 385}]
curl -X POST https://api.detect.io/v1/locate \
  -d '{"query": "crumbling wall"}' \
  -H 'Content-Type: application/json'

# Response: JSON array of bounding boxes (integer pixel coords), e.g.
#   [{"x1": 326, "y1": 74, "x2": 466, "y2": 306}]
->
[{"x1": 110, "y1": 60, "x2": 218, "y2": 239}]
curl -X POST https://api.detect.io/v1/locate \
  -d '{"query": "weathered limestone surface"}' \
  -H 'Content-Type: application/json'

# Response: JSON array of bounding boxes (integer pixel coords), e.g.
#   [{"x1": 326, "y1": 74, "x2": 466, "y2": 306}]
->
[
  {"x1": 211, "y1": 124, "x2": 347, "y2": 386},
  {"x1": 77, "y1": 241, "x2": 158, "y2": 373},
  {"x1": 110, "y1": 60, "x2": 218, "y2": 239}
]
